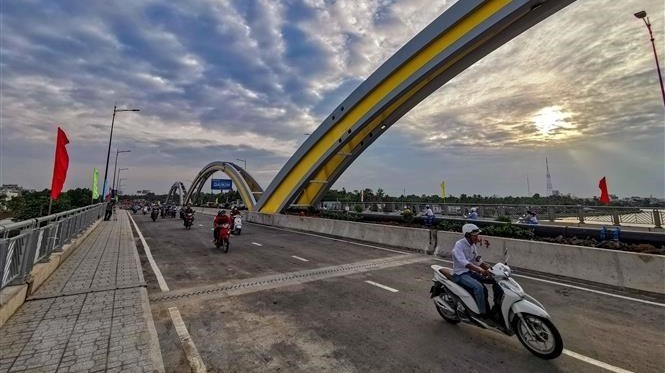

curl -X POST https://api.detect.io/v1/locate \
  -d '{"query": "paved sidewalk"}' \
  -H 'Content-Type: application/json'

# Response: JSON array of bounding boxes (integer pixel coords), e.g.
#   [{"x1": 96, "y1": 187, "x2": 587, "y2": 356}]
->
[{"x1": 0, "y1": 211, "x2": 164, "y2": 373}]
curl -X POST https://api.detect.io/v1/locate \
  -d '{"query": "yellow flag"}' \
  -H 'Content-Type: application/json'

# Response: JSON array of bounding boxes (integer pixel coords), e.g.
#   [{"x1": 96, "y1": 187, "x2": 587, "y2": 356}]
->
[
  {"x1": 92, "y1": 168, "x2": 99, "y2": 200},
  {"x1": 440, "y1": 180, "x2": 446, "y2": 198}
]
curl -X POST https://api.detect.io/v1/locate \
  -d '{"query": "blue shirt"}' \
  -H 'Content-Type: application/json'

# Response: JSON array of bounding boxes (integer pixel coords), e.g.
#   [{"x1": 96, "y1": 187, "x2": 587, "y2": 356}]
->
[{"x1": 452, "y1": 238, "x2": 481, "y2": 275}]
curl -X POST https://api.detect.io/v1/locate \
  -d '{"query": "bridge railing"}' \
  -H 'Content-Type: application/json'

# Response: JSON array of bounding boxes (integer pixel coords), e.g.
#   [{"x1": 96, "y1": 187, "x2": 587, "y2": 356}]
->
[
  {"x1": 0, "y1": 203, "x2": 104, "y2": 290},
  {"x1": 320, "y1": 202, "x2": 664, "y2": 229}
]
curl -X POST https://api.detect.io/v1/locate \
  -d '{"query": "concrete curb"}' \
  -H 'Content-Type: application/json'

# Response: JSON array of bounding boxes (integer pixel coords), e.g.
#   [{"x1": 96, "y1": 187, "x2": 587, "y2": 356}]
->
[{"x1": 0, "y1": 218, "x2": 102, "y2": 328}]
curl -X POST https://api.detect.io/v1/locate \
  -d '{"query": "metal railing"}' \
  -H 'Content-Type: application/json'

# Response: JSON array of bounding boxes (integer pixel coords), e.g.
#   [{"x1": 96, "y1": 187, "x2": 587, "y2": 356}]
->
[
  {"x1": 0, "y1": 204, "x2": 104, "y2": 290},
  {"x1": 320, "y1": 201, "x2": 664, "y2": 229}
]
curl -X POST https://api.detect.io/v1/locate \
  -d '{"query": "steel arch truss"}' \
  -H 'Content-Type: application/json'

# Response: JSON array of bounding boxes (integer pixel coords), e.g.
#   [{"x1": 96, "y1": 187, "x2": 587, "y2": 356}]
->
[
  {"x1": 184, "y1": 161, "x2": 263, "y2": 211},
  {"x1": 165, "y1": 182, "x2": 187, "y2": 206},
  {"x1": 255, "y1": 0, "x2": 576, "y2": 213}
]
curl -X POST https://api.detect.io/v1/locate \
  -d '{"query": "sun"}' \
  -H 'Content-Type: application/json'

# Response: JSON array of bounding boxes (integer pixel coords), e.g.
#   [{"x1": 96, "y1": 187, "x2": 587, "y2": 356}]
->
[{"x1": 531, "y1": 106, "x2": 573, "y2": 137}]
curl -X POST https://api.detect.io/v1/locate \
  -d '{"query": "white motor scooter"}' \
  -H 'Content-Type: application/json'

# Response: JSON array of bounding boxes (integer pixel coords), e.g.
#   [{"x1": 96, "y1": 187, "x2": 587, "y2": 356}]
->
[
  {"x1": 232, "y1": 215, "x2": 242, "y2": 235},
  {"x1": 430, "y1": 263, "x2": 563, "y2": 359}
]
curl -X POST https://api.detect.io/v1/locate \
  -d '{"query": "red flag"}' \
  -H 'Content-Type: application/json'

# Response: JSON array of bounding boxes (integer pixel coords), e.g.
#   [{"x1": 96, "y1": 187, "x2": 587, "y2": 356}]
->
[
  {"x1": 50, "y1": 127, "x2": 70, "y2": 200},
  {"x1": 598, "y1": 177, "x2": 610, "y2": 204}
]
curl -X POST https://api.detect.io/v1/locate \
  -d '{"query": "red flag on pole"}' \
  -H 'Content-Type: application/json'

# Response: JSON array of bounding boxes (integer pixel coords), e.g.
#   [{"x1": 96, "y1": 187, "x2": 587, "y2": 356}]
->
[
  {"x1": 50, "y1": 127, "x2": 70, "y2": 200},
  {"x1": 598, "y1": 176, "x2": 610, "y2": 204}
]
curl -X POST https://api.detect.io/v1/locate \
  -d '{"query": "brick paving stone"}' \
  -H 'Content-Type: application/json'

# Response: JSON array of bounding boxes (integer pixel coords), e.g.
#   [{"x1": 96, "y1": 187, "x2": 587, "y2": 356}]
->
[{"x1": 1, "y1": 213, "x2": 162, "y2": 373}]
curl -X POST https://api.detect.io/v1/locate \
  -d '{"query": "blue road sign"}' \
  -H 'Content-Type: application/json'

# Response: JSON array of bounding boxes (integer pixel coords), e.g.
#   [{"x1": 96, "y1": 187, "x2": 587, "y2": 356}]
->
[{"x1": 211, "y1": 178, "x2": 232, "y2": 190}]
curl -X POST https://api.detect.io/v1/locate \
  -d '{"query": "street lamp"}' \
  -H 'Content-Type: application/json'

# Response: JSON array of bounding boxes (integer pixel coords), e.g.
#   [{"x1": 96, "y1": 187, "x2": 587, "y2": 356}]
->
[
  {"x1": 116, "y1": 169, "x2": 128, "y2": 199},
  {"x1": 112, "y1": 149, "x2": 131, "y2": 198},
  {"x1": 236, "y1": 158, "x2": 247, "y2": 170},
  {"x1": 101, "y1": 105, "x2": 140, "y2": 201},
  {"x1": 117, "y1": 176, "x2": 128, "y2": 197},
  {"x1": 634, "y1": 10, "x2": 665, "y2": 106}
]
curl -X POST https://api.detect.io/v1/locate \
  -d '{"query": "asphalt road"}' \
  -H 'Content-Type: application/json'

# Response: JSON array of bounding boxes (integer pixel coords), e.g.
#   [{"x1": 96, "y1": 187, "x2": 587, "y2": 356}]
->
[{"x1": 132, "y1": 213, "x2": 665, "y2": 373}]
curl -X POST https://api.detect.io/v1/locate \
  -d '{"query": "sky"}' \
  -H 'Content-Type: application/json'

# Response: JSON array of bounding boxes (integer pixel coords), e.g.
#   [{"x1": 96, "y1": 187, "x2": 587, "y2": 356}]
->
[{"x1": 1, "y1": 0, "x2": 663, "y2": 199}]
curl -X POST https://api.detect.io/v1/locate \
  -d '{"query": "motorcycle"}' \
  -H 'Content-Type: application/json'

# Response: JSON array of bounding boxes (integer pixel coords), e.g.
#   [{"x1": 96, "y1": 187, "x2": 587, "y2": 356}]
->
[
  {"x1": 215, "y1": 223, "x2": 231, "y2": 253},
  {"x1": 232, "y1": 215, "x2": 242, "y2": 235},
  {"x1": 183, "y1": 212, "x2": 194, "y2": 230},
  {"x1": 429, "y1": 263, "x2": 563, "y2": 359},
  {"x1": 150, "y1": 209, "x2": 159, "y2": 222}
]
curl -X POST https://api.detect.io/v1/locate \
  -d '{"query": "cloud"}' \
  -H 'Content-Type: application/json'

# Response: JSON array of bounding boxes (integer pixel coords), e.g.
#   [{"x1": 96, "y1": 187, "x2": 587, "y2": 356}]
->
[{"x1": 1, "y1": 0, "x2": 663, "y2": 198}]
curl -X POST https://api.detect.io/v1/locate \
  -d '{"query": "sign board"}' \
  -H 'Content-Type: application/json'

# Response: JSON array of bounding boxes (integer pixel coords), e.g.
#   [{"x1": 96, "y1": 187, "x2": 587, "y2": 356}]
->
[{"x1": 211, "y1": 178, "x2": 232, "y2": 190}]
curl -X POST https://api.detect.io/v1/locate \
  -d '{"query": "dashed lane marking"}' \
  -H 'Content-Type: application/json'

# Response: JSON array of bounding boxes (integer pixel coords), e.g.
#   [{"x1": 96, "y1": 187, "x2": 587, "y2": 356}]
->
[
  {"x1": 365, "y1": 280, "x2": 399, "y2": 293},
  {"x1": 291, "y1": 255, "x2": 309, "y2": 262}
]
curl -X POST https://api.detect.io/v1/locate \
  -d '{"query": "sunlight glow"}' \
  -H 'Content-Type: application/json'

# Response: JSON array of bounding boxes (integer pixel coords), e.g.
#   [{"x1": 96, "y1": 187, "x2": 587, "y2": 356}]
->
[{"x1": 530, "y1": 106, "x2": 578, "y2": 141}]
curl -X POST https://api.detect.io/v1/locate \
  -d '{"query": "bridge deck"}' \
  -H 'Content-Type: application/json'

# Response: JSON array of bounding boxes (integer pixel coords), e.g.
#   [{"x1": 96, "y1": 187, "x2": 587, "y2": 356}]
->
[{"x1": 0, "y1": 211, "x2": 163, "y2": 373}]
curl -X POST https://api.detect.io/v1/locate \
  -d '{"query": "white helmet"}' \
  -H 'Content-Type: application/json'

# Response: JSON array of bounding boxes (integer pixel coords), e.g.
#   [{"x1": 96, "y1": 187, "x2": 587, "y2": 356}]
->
[
  {"x1": 462, "y1": 223, "x2": 481, "y2": 235},
  {"x1": 470, "y1": 207, "x2": 477, "y2": 212}
]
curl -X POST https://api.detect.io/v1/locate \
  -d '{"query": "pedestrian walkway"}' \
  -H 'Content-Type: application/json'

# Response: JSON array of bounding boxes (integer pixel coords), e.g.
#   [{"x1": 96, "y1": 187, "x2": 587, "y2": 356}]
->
[{"x1": 0, "y1": 211, "x2": 164, "y2": 373}]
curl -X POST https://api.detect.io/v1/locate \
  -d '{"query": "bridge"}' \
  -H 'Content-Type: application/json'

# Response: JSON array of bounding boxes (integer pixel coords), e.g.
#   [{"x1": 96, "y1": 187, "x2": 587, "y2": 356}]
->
[{"x1": 1, "y1": 1, "x2": 664, "y2": 372}]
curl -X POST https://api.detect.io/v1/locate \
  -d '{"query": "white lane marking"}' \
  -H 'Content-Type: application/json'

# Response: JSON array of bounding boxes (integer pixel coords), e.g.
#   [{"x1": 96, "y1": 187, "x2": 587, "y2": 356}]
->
[
  {"x1": 128, "y1": 214, "x2": 170, "y2": 292},
  {"x1": 365, "y1": 280, "x2": 399, "y2": 293},
  {"x1": 291, "y1": 255, "x2": 309, "y2": 262},
  {"x1": 254, "y1": 224, "x2": 408, "y2": 254},
  {"x1": 169, "y1": 307, "x2": 207, "y2": 373},
  {"x1": 198, "y1": 224, "x2": 204, "y2": 227},
  {"x1": 432, "y1": 258, "x2": 665, "y2": 308},
  {"x1": 252, "y1": 242, "x2": 263, "y2": 246},
  {"x1": 563, "y1": 349, "x2": 634, "y2": 373}
]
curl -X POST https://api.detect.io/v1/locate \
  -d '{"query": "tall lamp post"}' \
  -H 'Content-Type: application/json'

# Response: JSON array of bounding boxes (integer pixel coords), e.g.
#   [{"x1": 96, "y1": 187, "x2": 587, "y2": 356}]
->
[
  {"x1": 634, "y1": 10, "x2": 665, "y2": 106},
  {"x1": 116, "y1": 169, "x2": 128, "y2": 199},
  {"x1": 235, "y1": 158, "x2": 247, "y2": 171},
  {"x1": 112, "y1": 149, "x2": 131, "y2": 199},
  {"x1": 101, "y1": 105, "x2": 140, "y2": 201}
]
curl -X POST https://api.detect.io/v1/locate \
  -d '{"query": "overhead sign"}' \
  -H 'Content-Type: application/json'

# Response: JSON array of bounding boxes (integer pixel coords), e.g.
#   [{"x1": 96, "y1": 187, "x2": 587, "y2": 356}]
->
[{"x1": 211, "y1": 178, "x2": 232, "y2": 190}]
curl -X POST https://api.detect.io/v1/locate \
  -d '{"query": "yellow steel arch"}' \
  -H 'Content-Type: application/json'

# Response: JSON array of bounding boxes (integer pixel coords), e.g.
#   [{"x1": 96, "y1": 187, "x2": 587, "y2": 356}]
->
[
  {"x1": 256, "y1": 0, "x2": 576, "y2": 213},
  {"x1": 184, "y1": 161, "x2": 263, "y2": 210}
]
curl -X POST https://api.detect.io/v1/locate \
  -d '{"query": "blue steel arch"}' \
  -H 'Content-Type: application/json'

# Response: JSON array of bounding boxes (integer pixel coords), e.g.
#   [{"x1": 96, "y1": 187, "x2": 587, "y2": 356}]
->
[
  {"x1": 184, "y1": 161, "x2": 263, "y2": 210},
  {"x1": 256, "y1": 0, "x2": 577, "y2": 213}
]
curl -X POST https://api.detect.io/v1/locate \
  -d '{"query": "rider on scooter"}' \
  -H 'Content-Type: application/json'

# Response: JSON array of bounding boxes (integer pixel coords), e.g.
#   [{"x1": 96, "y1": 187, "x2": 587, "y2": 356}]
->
[
  {"x1": 213, "y1": 210, "x2": 231, "y2": 242},
  {"x1": 452, "y1": 223, "x2": 504, "y2": 320}
]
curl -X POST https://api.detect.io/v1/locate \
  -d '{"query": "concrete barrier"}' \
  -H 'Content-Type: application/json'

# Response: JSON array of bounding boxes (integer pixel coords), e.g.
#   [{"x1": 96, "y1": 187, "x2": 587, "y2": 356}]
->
[
  {"x1": 435, "y1": 230, "x2": 665, "y2": 294},
  {"x1": 248, "y1": 213, "x2": 432, "y2": 253},
  {"x1": 247, "y1": 213, "x2": 664, "y2": 294}
]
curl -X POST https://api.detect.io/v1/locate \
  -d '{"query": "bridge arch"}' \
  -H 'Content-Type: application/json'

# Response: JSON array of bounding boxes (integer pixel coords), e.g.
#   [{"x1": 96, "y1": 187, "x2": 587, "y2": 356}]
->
[
  {"x1": 165, "y1": 181, "x2": 187, "y2": 206},
  {"x1": 184, "y1": 161, "x2": 263, "y2": 211},
  {"x1": 255, "y1": 0, "x2": 575, "y2": 213}
]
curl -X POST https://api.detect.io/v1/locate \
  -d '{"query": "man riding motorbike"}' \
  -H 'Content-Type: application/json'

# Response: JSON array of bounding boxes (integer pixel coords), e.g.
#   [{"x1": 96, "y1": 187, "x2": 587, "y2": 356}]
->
[
  {"x1": 213, "y1": 210, "x2": 231, "y2": 242},
  {"x1": 451, "y1": 223, "x2": 503, "y2": 321}
]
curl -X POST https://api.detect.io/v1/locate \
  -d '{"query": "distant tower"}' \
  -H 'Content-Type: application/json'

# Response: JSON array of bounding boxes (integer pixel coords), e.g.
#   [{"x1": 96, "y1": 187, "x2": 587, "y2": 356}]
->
[
  {"x1": 526, "y1": 174, "x2": 531, "y2": 196},
  {"x1": 545, "y1": 157, "x2": 553, "y2": 196}
]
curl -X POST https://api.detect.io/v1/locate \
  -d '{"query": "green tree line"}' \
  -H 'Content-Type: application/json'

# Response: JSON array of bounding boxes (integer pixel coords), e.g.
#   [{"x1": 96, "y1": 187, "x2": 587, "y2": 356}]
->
[
  {"x1": 5, "y1": 188, "x2": 95, "y2": 221},
  {"x1": 321, "y1": 188, "x2": 651, "y2": 207}
]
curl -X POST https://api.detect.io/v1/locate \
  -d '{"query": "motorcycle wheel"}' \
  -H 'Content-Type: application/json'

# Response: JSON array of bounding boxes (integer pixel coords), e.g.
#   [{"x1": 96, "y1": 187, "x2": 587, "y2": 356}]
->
[
  {"x1": 513, "y1": 314, "x2": 563, "y2": 360},
  {"x1": 435, "y1": 295, "x2": 460, "y2": 324},
  {"x1": 223, "y1": 239, "x2": 229, "y2": 253}
]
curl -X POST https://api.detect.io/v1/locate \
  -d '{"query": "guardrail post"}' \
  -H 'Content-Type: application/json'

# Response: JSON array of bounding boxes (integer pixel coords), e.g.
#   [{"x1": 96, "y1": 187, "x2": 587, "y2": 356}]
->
[
  {"x1": 653, "y1": 209, "x2": 662, "y2": 229},
  {"x1": 577, "y1": 206, "x2": 585, "y2": 224},
  {"x1": 0, "y1": 240, "x2": 8, "y2": 287},
  {"x1": 611, "y1": 211, "x2": 621, "y2": 226},
  {"x1": 11, "y1": 230, "x2": 38, "y2": 286}
]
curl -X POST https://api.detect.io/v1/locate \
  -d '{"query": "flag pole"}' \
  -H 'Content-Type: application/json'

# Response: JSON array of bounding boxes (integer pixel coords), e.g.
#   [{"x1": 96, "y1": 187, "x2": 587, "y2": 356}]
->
[{"x1": 48, "y1": 196, "x2": 53, "y2": 216}]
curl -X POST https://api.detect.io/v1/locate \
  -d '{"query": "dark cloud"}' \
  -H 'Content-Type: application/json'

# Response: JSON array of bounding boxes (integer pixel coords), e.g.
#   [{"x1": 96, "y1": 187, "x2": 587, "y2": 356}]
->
[{"x1": 1, "y1": 0, "x2": 663, "y2": 197}]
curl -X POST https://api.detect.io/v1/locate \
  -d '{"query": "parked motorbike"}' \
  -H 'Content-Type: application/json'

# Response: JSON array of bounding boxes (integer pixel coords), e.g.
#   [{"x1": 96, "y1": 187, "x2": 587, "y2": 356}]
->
[
  {"x1": 215, "y1": 223, "x2": 231, "y2": 253},
  {"x1": 429, "y1": 263, "x2": 563, "y2": 359},
  {"x1": 183, "y1": 212, "x2": 194, "y2": 230},
  {"x1": 232, "y1": 215, "x2": 242, "y2": 235},
  {"x1": 150, "y1": 209, "x2": 159, "y2": 222}
]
